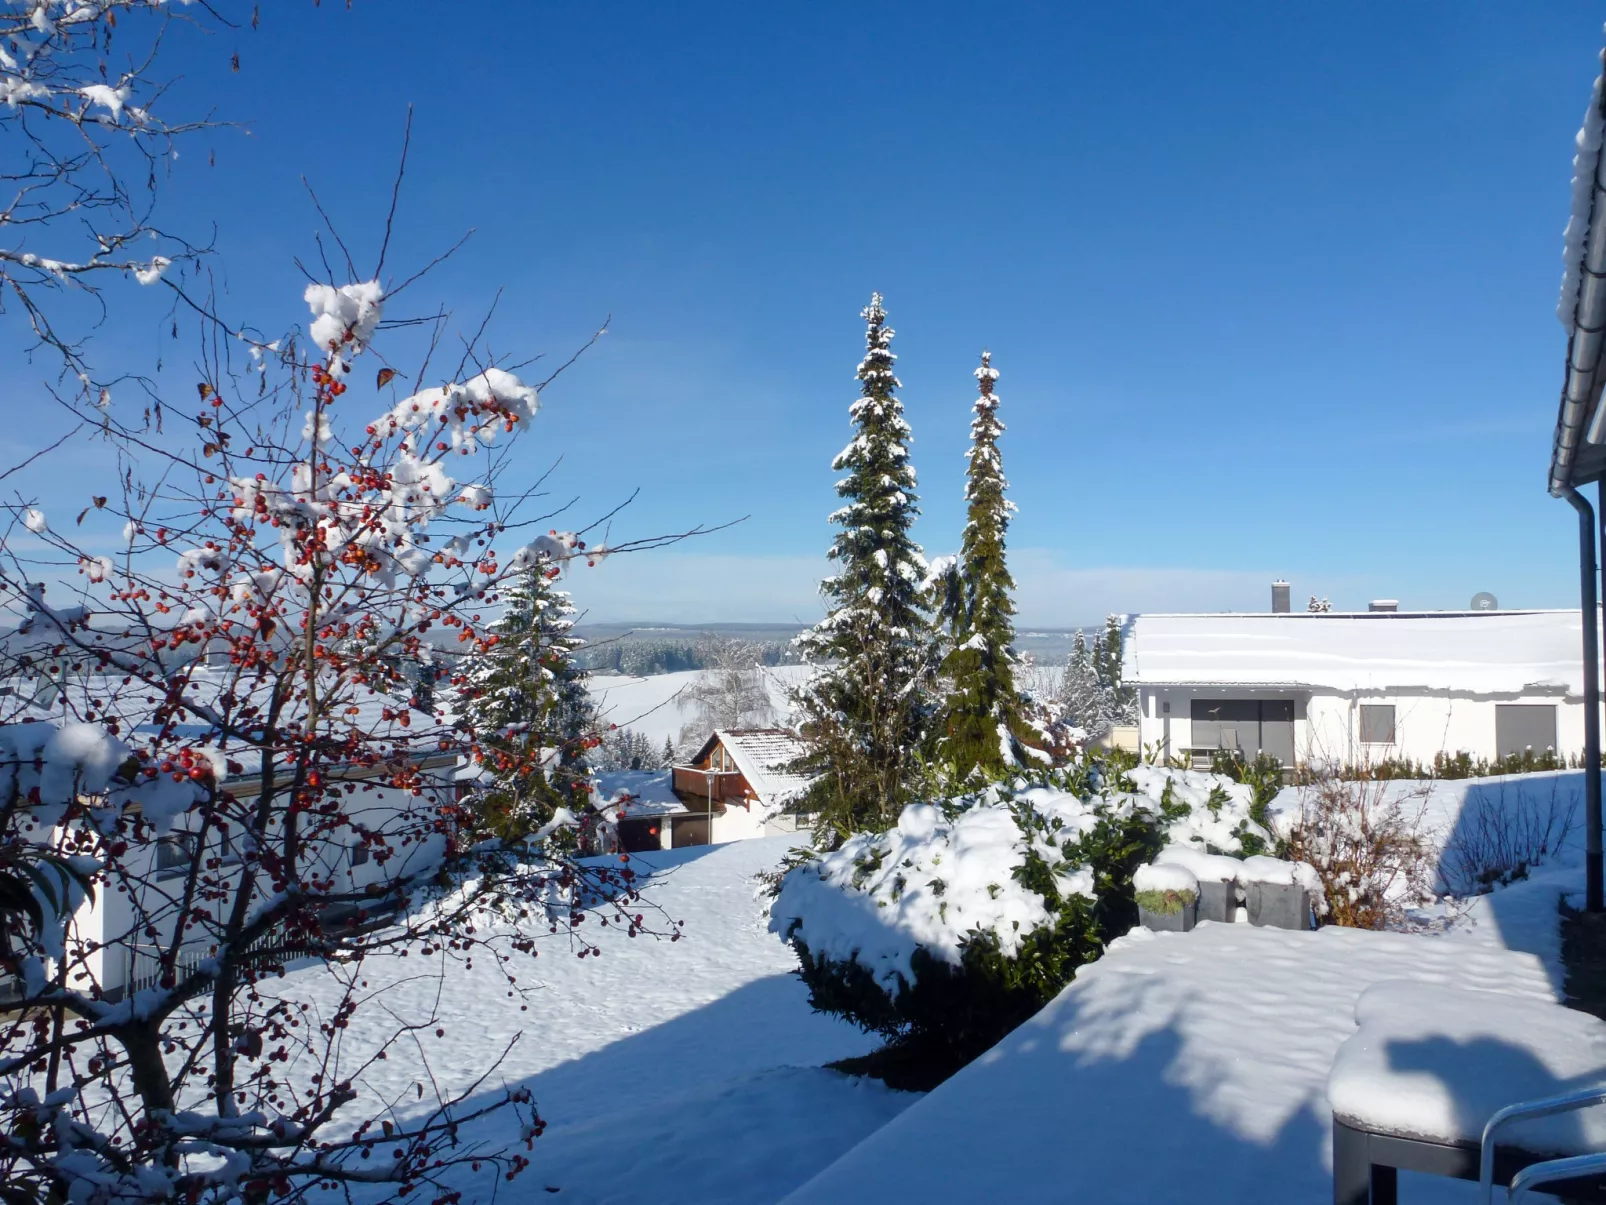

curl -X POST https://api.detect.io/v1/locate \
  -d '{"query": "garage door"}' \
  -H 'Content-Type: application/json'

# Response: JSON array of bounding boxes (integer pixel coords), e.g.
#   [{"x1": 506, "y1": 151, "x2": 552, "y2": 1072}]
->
[
  {"x1": 671, "y1": 815, "x2": 711, "y2": 848},
  {"x1": 1495, "y1": 705, "x2": 1557, "y2": 759}
]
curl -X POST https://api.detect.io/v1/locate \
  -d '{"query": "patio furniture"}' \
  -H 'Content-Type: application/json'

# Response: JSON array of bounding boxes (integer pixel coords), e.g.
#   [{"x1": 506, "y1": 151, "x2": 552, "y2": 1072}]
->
[{"x1": 1328, "y1": 981, "x2": 1606, "y2": 1204}]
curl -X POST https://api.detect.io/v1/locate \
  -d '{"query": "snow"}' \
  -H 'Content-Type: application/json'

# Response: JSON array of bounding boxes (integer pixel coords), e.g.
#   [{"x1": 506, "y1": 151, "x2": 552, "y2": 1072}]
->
[
  {"x1": 304, "y1": 280, "x2": 383, "y2": 357},
  {"x1": 715, "y1": 728, "x2": 812, "y2": 814},
  {"x1": 771, "y1": 766, "x2": 1263, "y2": 998},
  {"x1": 1270, "y1": 769, "x2": 1584, "y2": 897},
  {"x1": 782, "y1": 917, "x2": 1561, "y2": 1204},
  {"x1": 587, "y1": 666, "x2": 810, "y2": 747},
  {"x1": 22, "y1": 507, "x2": 46, "y2": 534},
  {"x1": 1329, "y1": 981, "x2": 1606, "y2": 1154},
  {"x1": 783, "y1": 771, "x2": 1596, "y2": 1203},
  {"x1": 78, "y1": 83, "x2": 131, "y2": 120},
  {"x1": 1154, "y1": 843, "x2": 1250, "y2": 885},
  {"x1": 131, "y1": 255, "x2": 170, "y2": 286},
  {"x1": 268, "y1": 837, "x2": 909, "y2": 1202},
  {"x1": 1133, "y1": 862, "x2": 1197, "y2": 894},
  {"x1": 511, "y1": 1067, "x2": 910, "y2": 1204},
  {"x1": 1238, "y1": 853, "x2": 1321, "y2": 893},
  {"x1": 1562, "y1": 38, "x2": 1606, "y2": 333},
  {"x1": 1126, "y1": 610, "x2": 1590, "y2": 695},
  {"x1": 593, "y1": 768, "x2": 686, "y2": 817},
  {"x1": 772, "y1": 798, "x2": 1083, "y2": 993},
  {"x1": 1121, "y1": 764, "x2": 1270, "y2": 852}
]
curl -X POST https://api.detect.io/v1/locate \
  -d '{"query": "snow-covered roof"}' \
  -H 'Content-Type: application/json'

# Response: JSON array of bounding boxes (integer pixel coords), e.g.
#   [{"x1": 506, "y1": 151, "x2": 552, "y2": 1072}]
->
[
  {"x1": 708, "y1": 729, "x2": 812, "y2": 813},
  {"x1": 1126, "y1": 610, "x2": 1590, "y2": 696},
  {"x1": 593, "y1": 770, "x2": 687, "y2": 818}
]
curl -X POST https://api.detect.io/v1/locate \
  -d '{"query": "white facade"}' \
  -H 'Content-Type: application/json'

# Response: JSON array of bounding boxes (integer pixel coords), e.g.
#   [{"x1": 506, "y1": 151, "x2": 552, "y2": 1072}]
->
[
  {"x1": 1127, "y1": 610, "x2": 1597, "y2": 768},
  {"x1": 71, "y1": 758, "x2": 455, "y2": 1000}
]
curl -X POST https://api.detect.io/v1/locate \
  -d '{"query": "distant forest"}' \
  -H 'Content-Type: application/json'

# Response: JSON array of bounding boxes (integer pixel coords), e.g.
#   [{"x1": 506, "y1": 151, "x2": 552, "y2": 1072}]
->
[{"x1": 575, "y1": 635, "x2": 802, "y2": 676}]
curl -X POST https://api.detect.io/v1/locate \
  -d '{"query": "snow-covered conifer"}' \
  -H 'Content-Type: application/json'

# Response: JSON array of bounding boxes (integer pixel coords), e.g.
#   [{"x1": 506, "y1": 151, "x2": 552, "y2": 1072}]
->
[
  {"x1": 461, "y1": 559, "x2": 595, "y2": 838},
  {"x1": 1058, "y1": 629, "x2": 1107, "y2": 735},
  {"x1": 932, "y1": 352, "x2": 1033, "y2": 780},
  {"x1": 1092, "y1": 614, "x2": 1138, "y2": 727},
  {"x1": 793, "y1": 294, "x2": 934, "y2": 840}
]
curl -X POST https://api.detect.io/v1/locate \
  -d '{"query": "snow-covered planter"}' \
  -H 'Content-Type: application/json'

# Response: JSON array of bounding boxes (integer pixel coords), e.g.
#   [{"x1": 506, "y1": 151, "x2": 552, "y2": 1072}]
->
[
  {"x1": 1134, "y1": 862, "x2": 1197, "y2": 933},
  {"x1": 1152, "y1": 844, "x2": 1245, "y2": 923},
  {"x1": 1239, "y1": 856, "x2": 1321, "y2": 931},
  {"x1": 769, "y1": 763, "x2": 1270, "y2": 1079}
]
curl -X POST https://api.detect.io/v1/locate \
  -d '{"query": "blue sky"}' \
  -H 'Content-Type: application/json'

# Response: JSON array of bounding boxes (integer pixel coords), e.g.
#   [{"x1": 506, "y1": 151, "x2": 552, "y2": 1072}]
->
[{"x1": 5, "y1": 2, "x2": 1604, "y2": 625}]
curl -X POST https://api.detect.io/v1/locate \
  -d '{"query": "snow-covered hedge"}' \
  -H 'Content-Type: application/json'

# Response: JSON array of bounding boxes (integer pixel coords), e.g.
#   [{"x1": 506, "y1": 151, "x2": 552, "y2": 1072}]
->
[{"x1": 769, "y1": 763, "x2": 1270, "y2": 1068}]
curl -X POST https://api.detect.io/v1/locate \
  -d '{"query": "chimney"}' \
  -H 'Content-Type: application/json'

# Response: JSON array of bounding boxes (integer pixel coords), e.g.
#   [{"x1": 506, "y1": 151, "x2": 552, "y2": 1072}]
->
[
  {"x1": 1271, "y1": 580, "x2": 1291, "y2": 614},
  {"x1": 1368, "y1": 599, "x2": 1399, "y2": 613}
]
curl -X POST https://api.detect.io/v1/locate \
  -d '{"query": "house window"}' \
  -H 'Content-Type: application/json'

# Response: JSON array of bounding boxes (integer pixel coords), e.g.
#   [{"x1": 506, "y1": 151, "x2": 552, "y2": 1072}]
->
[
  {"x1": 1359, "y1": 705, "x2": 1396, "y2": 745},
  {"x1": 155, "y1": 832, "x2": 198, "y2": 876},
  {"x1": 1190, "y1": 699, "x2": 1295, "y2": 764},
  {"x1": 1495, "y1": 705, "x2": 1557, "y2": 759},
  {"x1": 349, "y1": 842, "x2": 370, "y2": 869}
]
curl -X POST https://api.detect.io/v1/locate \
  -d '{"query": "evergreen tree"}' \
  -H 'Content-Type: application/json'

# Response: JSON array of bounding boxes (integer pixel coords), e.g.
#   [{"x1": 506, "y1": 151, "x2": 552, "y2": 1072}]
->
[
  {"x1": 459, "y1": 557, "x2": 595, "y2": 839},
  {"x1": 1091, "y1": 614, "x2": 1138, "y2": 727},
  {"x1": 932, "y1": 351, "x2": 1032, "y2": 780},
  {"x1": 1058, "y1": 629, "x2": 1107, "y2": 735},
  {"x1": 793, "y1": 293, "x2": 934, "y2": 842}
]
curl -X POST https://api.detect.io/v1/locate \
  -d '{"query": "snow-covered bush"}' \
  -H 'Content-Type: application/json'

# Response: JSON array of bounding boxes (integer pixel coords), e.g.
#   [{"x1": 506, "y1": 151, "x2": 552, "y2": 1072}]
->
[
  {"x1": 1270, "y1": 770, "x2": 1433, "y2": 928},
  {"x1": 769, "y1": 762, "x2": 1269, "y2": 1082}
]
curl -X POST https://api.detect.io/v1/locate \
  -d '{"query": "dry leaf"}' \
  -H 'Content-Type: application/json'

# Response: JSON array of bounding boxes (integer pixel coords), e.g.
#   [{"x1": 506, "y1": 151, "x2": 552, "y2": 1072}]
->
[
  {"x1": 377, "y1": 367, "x2": 397, "y2": 389},
  {"x1": 92, "y1": 497, "x2": 106, "y2": 509}
]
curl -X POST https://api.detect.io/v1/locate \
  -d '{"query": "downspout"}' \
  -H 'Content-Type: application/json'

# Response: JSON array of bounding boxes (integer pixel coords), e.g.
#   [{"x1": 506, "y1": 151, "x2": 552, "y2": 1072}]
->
[{"x1": 1565, "y1": 485, "x2": 1603, "y2": 912}]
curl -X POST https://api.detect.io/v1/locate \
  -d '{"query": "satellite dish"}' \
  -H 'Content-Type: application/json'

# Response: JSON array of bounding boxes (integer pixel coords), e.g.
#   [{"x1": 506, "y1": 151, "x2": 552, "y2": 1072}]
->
[{"x1": 1471, "y1": 592, "x2": 1498, "y2": 612}]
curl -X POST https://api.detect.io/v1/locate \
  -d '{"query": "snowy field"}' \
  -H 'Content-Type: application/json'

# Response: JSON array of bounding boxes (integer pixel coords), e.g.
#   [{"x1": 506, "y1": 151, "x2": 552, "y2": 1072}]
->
[
  {"x1": 276, "y1": 837, "x2": 910, "y2": 1203},
  {"x1": 586, "y1": 665, "x2": 812, "y2": 747}
]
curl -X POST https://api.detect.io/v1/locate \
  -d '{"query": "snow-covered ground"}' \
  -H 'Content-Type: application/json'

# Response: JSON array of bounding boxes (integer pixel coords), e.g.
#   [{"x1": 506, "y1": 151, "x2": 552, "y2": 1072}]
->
[
  {"x1": 586, "y1": 664, "x2": 811, "y2": 747},
  {"x1": 264, "y1": 770, "x2": 1594, "y2": 1203},
  {"x1": 275, "y1": 837, "x2": 910, "y2": 1203},
  {"x1": 1270, "y1": 769, "x2": 1584, "y2": 897},
  {"x1": 783, "y1": 776, "x2": 1592, "y2": 1203}
]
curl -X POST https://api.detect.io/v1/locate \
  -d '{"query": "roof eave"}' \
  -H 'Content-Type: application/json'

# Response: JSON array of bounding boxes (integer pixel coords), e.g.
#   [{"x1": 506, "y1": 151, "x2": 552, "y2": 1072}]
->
[{"x1": 1552, "y1": 60, "x2": 1606, "y2": 497}]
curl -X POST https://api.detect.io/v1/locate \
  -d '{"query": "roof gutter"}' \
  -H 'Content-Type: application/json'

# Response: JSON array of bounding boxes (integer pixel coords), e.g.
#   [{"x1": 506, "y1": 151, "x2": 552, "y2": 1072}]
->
[{"x1": 1552, "y1": 55, "x2": 1606, "y2": 497}]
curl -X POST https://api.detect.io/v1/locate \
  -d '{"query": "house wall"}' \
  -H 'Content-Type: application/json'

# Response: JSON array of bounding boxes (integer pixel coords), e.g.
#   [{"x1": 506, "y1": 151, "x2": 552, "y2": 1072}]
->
[
  {"x1": 71, "y1": 770, "x2": 454, "y2": 999},
  {"x1": 711, "y1": 801, "x2": 768, "y2": 843},
  {"x1": 1137, "y1": 685, "x2": 1589, "y2": 767}
]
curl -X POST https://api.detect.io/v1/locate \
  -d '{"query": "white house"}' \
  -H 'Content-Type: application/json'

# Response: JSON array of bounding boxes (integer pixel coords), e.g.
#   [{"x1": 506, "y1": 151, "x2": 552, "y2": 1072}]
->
[
  {"x1": 90, "y1": 752, "x2": 456, "y2": 1002},
  {"x1": 1127, "y1": 608, "x2": 1596, "y2": 768},
  {"x1": 0, "y1": 666, "x2": 461, "y2": 1005}
]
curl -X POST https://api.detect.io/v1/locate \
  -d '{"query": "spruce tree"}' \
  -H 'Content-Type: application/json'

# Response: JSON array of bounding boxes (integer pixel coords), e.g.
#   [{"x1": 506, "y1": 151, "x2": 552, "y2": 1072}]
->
[
  {"x1": 459, "y1": 557, "x2": 595, "y2": 840},
  {"x1": 1091, "y1": 614, "x2": 1138, "y2": 727},
  {"x1": 933, "y1": 351, "x2": 1032, "y2": 780},
  {"x1": 793, "y1": 293, "x2": 934, "y2": 842},
  {"x1": 1058, "y1": 629, "x2": 1107, "y2": 736}
]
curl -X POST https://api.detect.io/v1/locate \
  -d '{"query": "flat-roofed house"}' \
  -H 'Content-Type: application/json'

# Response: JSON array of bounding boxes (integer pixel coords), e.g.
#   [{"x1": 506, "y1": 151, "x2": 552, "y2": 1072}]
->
[{"x1": 1127, "y1": 608, "x2": 1593, "y2": 768}]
